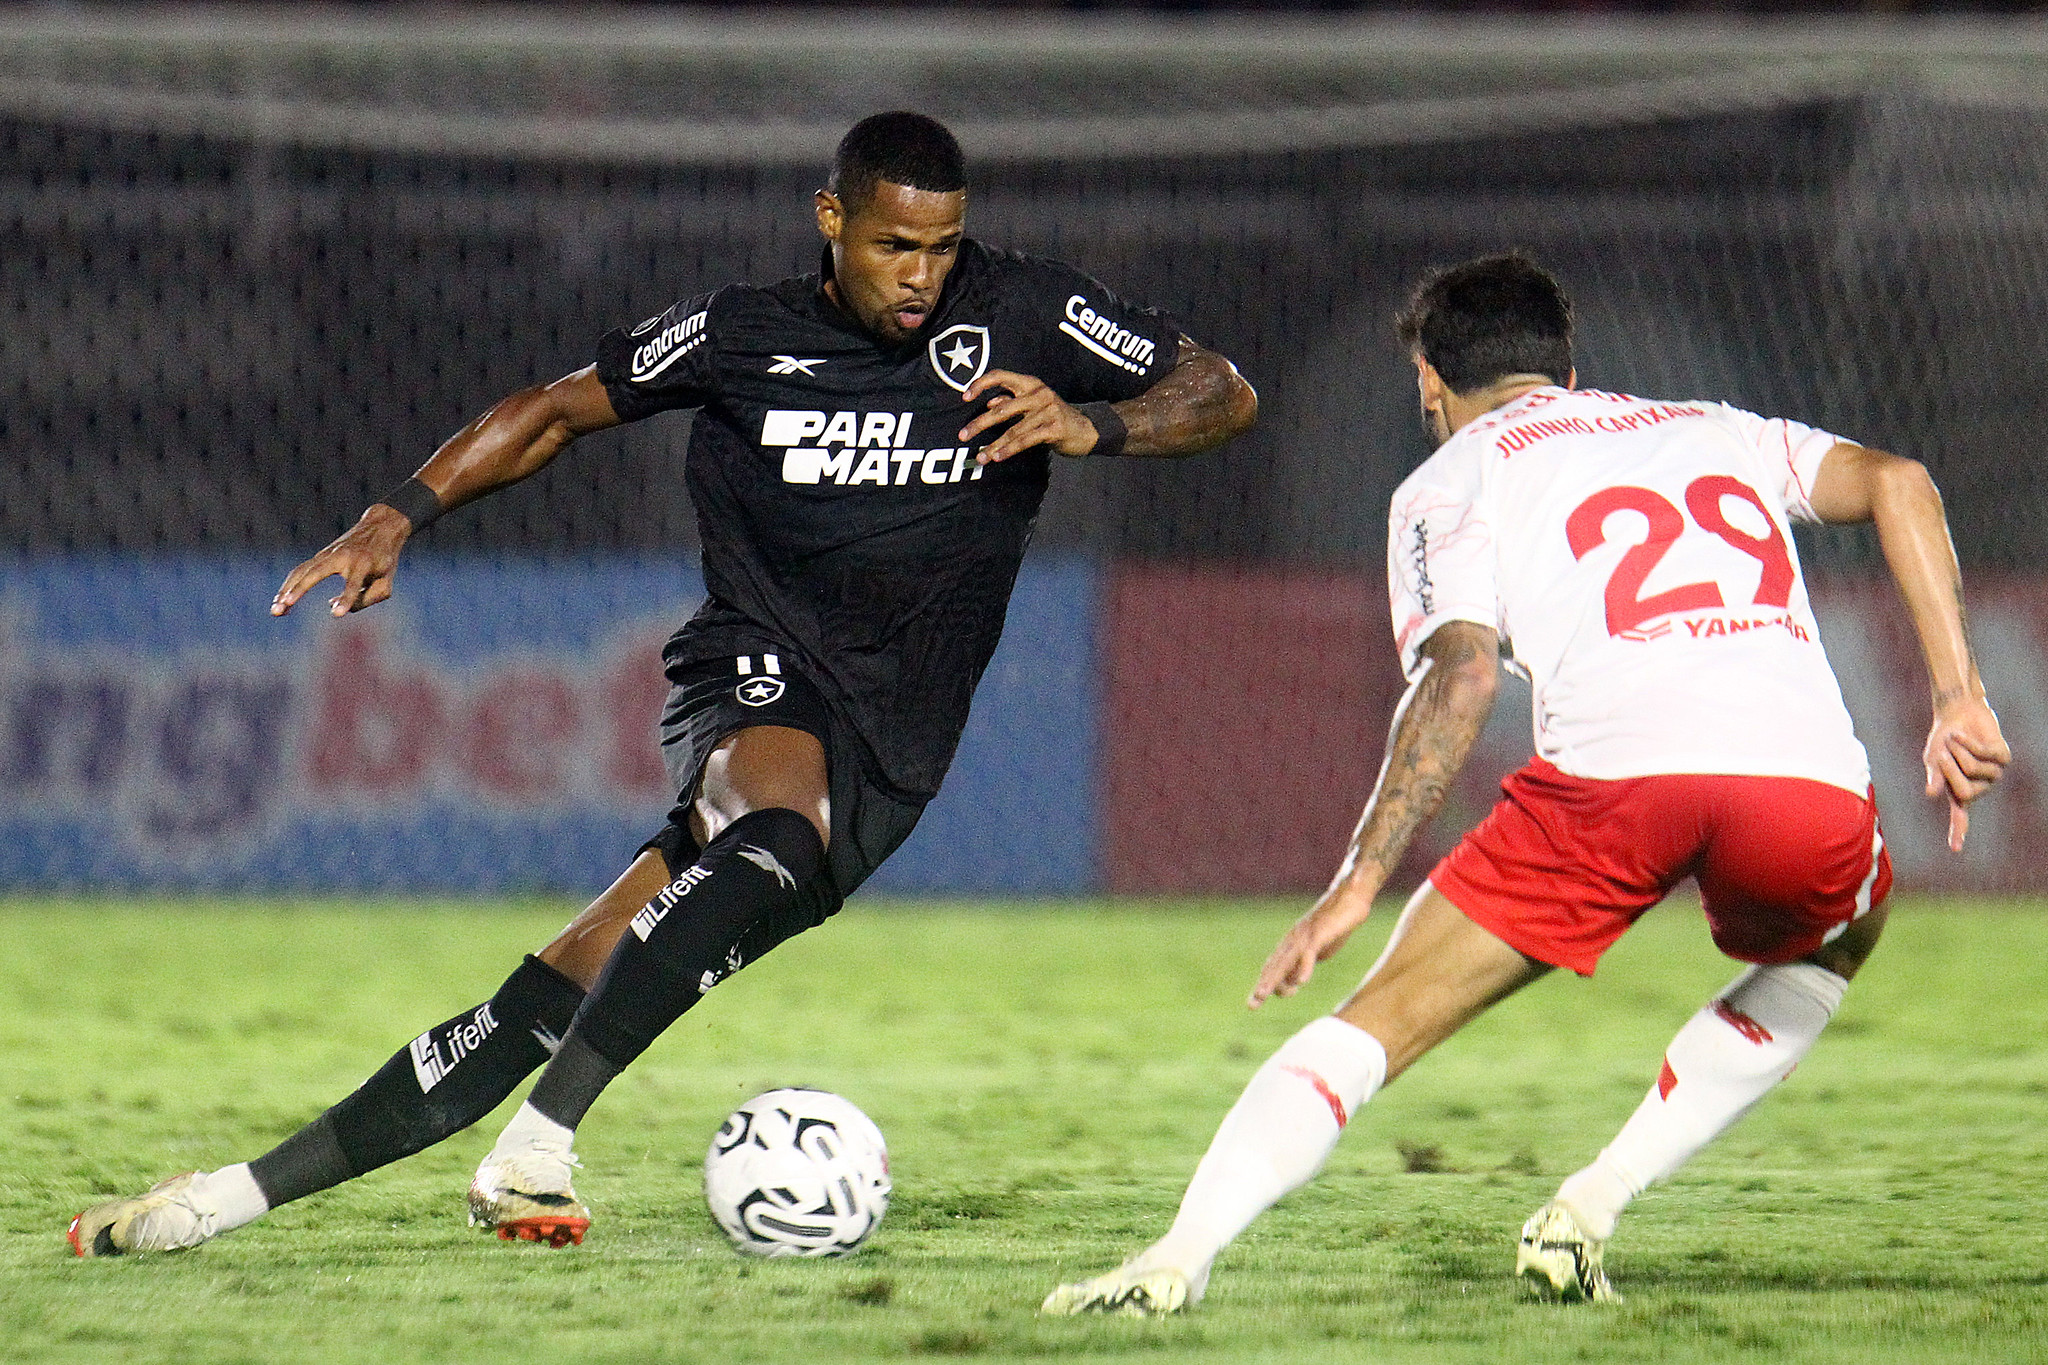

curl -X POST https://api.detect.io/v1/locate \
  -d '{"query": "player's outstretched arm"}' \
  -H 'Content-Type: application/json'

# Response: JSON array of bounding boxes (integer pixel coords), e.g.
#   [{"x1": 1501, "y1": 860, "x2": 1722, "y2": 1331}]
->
[
  {"x1": 1808, "y1": 442, "x2": 2010, "y2": 850},
  {"x1": 273, "y1": 367, "x2": 621, "y2": 618},
  {"x1": 1251, "y1": 621, "x2": 1500, "y2": 1007},
  {"x1": 960, "y1": 336, "x2": 1256, "y2": 465}
]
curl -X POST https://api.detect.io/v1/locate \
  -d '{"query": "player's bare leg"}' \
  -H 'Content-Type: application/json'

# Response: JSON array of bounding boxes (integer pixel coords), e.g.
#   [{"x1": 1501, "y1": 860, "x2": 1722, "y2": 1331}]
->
[
  {"x1": 1527, "y1": 904, "x2": 1891, "y2": 1302},
  {"x1": 472, "y1": 725, "x2": 833, "y2": 1246},
  {"x1": 1045, "y1": 884, "x2": 1547, "y2": 1314}
]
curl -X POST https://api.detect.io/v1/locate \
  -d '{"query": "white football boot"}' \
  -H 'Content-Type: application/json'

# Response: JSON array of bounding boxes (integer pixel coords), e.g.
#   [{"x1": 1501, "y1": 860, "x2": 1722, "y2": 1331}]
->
[
  {"x1": 468, "y1": 1138, "x2": 590, "y2": 1248},
  {"x1": 69, "y1": 1173, "x2": 219, "y2": 1257},
  {"x1": 1041, "y1": 1261, "x2": 1200, "y2": 1317},
  {"x1": 1516, "y1": 1200, "x2": 1621, "y2": 1303}
]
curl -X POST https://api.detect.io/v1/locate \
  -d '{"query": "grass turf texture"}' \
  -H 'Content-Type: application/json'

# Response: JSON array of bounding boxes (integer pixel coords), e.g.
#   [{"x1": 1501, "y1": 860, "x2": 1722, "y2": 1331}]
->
[{"x1": 3, "y1": 898, "x2": 2044, "y2": 1364}]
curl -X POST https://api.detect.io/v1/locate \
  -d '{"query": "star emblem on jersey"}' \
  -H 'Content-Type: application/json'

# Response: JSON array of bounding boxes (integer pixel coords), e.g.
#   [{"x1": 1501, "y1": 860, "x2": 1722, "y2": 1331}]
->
[
  {"x1": 768, "y1": 355, "x2": 827, "y2": 376},
  {"x1": 926, "y1": 323, "x2": 990, "y2": 393},
  {"x1": 736, "y1": 677, "x2": 785, "y2": 707}
]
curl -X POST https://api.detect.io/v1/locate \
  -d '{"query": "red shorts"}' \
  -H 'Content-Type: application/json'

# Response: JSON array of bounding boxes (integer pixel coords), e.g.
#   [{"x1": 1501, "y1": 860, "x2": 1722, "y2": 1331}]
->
[{"x1": 1432, "y1": 758, "x2": 1892, "y2": 976}]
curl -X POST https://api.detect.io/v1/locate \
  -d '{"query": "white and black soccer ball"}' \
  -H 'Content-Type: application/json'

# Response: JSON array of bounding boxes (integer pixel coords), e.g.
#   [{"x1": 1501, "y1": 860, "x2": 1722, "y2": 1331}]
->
[{"x1": 704, "y1": 1088, "x2": 890, "y2": 1258}]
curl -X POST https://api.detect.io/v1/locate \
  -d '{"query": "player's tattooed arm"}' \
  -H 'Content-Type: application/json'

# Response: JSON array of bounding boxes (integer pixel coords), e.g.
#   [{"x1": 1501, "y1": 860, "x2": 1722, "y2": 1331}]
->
[
  {"x1": 959, "y1": 336, "x2": 1256, "y2": 465},
  {"x1": 1251, "y1": 621, "x2": 1500, "y2": 1006},
  {"x1": 273, "y1": 367, "x2": 621, "y2": 618},
  {"x1": 1809, "y1": 441, "x2": 2010, "y2": 851},
  {"x1": 1106, "y1": 336, "x2": 1259, "y2": 458}
]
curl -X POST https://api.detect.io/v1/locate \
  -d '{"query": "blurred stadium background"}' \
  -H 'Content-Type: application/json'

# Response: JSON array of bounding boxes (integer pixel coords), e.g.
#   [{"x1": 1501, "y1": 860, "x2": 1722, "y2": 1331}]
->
[{"x1": 5, "y1": 6, "x2": 2047, "y2": 901}]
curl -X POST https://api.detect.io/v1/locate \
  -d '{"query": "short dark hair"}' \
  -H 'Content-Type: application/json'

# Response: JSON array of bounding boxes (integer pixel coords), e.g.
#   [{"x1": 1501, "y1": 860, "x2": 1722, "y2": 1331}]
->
[
  {"x1": 1395, "y1": 254, "x2": 1574, "y2": 393},
  {"x1": 829, "y1": 111, "x2": 967, "y2": 211}
]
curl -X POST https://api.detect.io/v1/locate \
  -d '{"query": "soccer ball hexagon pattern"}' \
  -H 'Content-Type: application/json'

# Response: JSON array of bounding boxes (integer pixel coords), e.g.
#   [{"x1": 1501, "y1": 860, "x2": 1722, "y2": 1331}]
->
[{"x1": 704, "y1": 1088, "x2": 891, "y2": 1258}]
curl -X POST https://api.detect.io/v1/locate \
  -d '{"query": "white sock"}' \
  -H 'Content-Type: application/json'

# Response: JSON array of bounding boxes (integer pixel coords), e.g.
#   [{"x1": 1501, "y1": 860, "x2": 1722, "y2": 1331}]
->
[
  {"x1": 1555, "y1": 962, "x2": 1848, "y2": 1241},
  {"x1": 1136, "y1": 1016, "x2": 1388, "y2": 1296},
  {"x1": 488, "y1": 1101, "x2": 577, "y2": 1161},
  {"x1": 196, "y1": 1162, "x2": 269, "y2": 1234}
]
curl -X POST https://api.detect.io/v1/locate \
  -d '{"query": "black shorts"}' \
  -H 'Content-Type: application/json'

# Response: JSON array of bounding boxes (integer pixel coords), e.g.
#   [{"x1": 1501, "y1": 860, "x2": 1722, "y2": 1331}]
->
[{"x1": 639, "y1": 650, "x2": 929, "y2": 907}]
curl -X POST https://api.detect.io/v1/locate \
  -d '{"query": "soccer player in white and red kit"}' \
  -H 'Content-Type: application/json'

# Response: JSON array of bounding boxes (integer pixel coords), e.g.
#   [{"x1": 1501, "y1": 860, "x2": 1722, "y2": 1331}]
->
[{"x1": 1045, "y1": 254, "x2": 2009, "y2": 1315}]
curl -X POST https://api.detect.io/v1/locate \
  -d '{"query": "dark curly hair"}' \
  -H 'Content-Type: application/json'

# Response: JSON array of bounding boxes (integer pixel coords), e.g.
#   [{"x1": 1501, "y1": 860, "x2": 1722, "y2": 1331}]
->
[
  {"x1": 829, "y1": 112, "x2": 967, "y2": 212},
  {"x1": 1395, "y1": 253, "x2": 1574, "y2": 393}
]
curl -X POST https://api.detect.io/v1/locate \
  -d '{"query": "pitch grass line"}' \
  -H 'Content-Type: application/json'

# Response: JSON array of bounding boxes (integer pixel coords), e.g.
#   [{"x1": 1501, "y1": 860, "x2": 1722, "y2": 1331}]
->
[{"x1": 2, "y1": 897, "x2": 2044, "y2": 1364}]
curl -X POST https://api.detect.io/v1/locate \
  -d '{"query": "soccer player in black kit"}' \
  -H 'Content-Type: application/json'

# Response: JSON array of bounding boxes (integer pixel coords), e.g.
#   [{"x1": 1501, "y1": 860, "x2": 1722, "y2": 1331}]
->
[{"x1": 70, "y1": 112, "x2": 1257, "y2": 1255}]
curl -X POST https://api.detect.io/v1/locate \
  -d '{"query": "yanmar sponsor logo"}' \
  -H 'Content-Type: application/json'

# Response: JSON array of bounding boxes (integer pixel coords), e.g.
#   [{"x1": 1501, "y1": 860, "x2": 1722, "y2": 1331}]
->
[
  {"x1": 1060, "y1": 295, "x2": 1156, "y2": 375},
  {"x1": 630, "y1": 308, "x2": 708, "y2": 382},
  {"x1": 760, "y1": 409, "x2": 985, "y2": 487},
  {"x1": 1679, "y1": 610, "x2": 1811, "y2": 643},
  {"x1": 1621, "y1": 608, "x2": 1814, "y2": 644}
]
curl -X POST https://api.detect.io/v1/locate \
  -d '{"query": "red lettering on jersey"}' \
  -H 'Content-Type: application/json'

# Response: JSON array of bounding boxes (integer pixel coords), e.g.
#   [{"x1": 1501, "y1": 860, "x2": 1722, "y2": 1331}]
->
[
  {"x1": 1686, "y1": 475, "x2": 1794, "y2": 607},
  {"x1": 1568, "y1": 475, "x2": 1804, "y2": 640},
  {"x1": 1712, "y1": 999, "x2": 1775, "y2": 1045},
  {"x1": 1497, "y1": 415, "x2": 1596, "y2": 457},
  {"x1": 1681, "y1": 611, "x2": 1813, "y2": 642},
  {"x1": 1566, "y1": 486, "x2": 1723, "y2": 636}
]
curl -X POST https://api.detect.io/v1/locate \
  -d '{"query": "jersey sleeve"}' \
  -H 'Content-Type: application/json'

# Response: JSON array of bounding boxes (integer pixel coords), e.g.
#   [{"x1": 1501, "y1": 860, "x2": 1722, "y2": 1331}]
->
[
  {"x1": 594, "y1": 288, "x2": 723, "y2": 422},
  {"x1": 1013, "y1": 258, "x2": 1181, "y2": 403},
  {"x1": 1387, "y1": 457, "x2": 1499, "y2": 682},
  {"x1": 1716, "y1": 403, "x2": 1853, "y2": 525}
]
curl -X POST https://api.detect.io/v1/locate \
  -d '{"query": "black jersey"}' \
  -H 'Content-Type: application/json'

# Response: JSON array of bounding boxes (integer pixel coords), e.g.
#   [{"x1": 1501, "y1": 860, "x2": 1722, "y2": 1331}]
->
[{"x1": 594, "y1": 240, "x2": 1178, "y2": 799}]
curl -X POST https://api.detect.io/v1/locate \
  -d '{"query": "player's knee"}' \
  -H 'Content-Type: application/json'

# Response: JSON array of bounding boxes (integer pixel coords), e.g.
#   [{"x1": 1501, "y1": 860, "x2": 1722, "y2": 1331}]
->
[
  {"x1": 701, "y1": 806, "x2": 834, "y2": 924},
  {"x1": 696, "y1": 729, "x2": 832, "y2": 850},
  {"x1": 1804, "y1": 902, "x2": 1888, "y2": 980}
]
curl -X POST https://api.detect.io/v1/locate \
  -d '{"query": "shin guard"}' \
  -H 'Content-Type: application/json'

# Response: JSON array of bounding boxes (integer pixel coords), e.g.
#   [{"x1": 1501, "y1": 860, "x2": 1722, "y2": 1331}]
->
[{"x1": 527, "y1": 808, "x2": 829, "y2": 1128}]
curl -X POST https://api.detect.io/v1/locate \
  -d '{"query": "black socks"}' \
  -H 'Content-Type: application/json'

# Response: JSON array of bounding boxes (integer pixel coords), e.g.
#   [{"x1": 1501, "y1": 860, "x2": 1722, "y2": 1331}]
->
[
  {"x1": 247, "y1": 810, "x2": 832, "y2": 1204},
  {"x1": 527, "y1": 808, "x2": 829, "y2": 1129},
  {"x1": 248, "y1": 954, "x2": 585, "y2": 1208}
]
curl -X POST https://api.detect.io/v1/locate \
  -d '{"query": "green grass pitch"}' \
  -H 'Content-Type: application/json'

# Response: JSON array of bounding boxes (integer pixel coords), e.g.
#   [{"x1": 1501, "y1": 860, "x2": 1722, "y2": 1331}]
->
[{"x1": 3, "y1": 897, "x2": 2044, "y2": 1364}]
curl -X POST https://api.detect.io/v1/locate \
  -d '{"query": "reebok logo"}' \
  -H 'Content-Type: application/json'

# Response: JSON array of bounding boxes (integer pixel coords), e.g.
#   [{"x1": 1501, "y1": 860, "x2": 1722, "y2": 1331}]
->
[
  {"x1": 1060, "y1": 295, "x2": 1156, "y2": 375},
  {"x1": 737, "y1": 844, "x2": 796, "y2": 890},
  {"x1": 769, "y1": 356, "x2": 826, "y2": 376},
  {"x1": 630, "y1": 308, "x2": 708, "y2": 382},
  {"x1": 630, "y1": 862, "x2": 715, "y2": 941},
  {"x1": 410, "y1": 1002, "x2": 499, "y2": 1094},
  {"x1": 760, "y1": 409, "x2": 984, "y2": 487}
]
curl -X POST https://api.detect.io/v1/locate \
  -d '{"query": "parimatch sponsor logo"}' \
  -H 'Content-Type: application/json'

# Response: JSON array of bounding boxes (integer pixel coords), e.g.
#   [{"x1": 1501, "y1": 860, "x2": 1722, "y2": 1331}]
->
[
  {"x1": 410, "y1": 1002, "x2": 499, "y2": 1094},
  {"x1": 760, "y1": 409, "x2": 985, "y2": 487},
  {"x1": 631, "y1": 861, "x2": 714, "y2": 941},
  {"x1": 630, "y1": 309, "x2": 709, "y2": 382},
  {"x1": 1059, "y1": 295, "x2": 1156, "y2": 375}
]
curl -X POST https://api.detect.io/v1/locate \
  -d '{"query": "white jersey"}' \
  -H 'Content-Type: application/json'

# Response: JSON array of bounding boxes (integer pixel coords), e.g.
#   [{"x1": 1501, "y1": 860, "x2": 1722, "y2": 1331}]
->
[{"x1": 1388, "y1": 386, "x2": 1870, "y2": 795}]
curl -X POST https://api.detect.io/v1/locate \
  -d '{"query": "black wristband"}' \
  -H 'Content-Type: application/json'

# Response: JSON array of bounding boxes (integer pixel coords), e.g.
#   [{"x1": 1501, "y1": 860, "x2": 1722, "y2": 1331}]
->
[
  {"x1": 1076, "y1": 402, "x2": 1128, "y2": 457},
  {"x1": 375, "y1": 476, "x2": 444, "y2": 531}
]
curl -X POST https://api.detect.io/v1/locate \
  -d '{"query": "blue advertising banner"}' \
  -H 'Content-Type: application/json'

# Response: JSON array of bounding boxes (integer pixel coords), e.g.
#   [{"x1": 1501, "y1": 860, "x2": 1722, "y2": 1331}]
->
[{"x1": 0, "y1": 556, "x2": 1099, "y2": 897}]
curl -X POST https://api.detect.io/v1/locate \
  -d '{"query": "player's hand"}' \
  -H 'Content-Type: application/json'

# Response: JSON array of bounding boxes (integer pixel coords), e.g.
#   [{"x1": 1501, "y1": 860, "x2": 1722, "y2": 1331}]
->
[
  {"x1": 271, "y1": 504, "x2": 413, "y2": 618},
  {"x1": 1249, "y1": 879, "x2": 1378, "y2": 1009},
  {"x1": 958, "y1": 369, "x2": 1102, "y2": 465},
  {"x1": 1923, "y1": 692, "x2": 2010, "y2": 852}
]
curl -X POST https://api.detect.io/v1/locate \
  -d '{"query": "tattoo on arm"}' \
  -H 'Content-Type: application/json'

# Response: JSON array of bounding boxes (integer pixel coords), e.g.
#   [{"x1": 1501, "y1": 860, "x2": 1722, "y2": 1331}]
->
[
  {"x1": 1338, "y1": 625, "x2": 1499, "y2": 885},
  {"x1": 1112, "y1": 336, "x2": 1256, "y2": 457}
]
